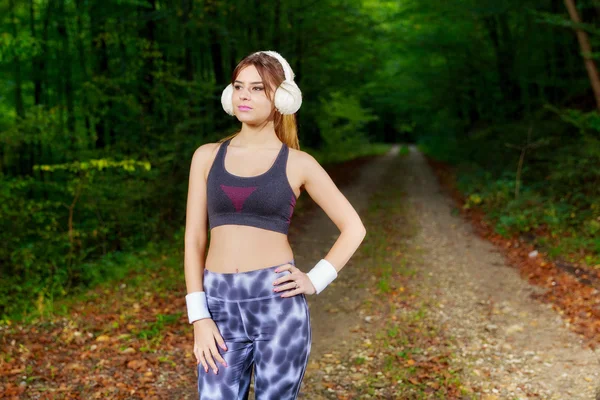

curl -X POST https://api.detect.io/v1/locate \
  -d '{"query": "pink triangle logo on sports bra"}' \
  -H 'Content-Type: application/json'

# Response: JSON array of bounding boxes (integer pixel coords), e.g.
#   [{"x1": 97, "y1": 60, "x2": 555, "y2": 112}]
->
[{"x1": 220, "y1": 185, "x2": 258, "y2": 212}]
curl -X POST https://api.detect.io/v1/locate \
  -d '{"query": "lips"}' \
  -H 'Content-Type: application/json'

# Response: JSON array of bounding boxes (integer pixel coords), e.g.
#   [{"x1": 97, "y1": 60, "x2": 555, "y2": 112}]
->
[{"x1": 238, "y1": 106, "x2": 252, "y2": 111}]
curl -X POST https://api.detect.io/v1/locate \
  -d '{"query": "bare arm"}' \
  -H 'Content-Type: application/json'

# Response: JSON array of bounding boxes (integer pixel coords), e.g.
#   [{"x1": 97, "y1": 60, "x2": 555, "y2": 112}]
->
[
  {"x1": 184, "y1": 144, "x2": 214, "y2": 294},
  {"x1": 184, "y1": 145, "x2": 228, "y2": 374},
  {"x1": 301, "y1": 152, "x2": 367, "y2": 273}
]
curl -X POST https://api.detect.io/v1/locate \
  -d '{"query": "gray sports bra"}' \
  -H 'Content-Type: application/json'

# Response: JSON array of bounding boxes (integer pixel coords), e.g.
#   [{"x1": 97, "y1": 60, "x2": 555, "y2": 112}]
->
[{"x1": 206, "y1": 138, "x2": 297, "y2": 235}]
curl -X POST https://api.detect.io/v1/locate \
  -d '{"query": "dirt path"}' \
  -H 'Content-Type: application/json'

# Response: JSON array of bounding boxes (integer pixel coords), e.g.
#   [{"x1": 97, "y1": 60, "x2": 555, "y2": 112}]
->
[
  {"x1": 289, "y1": 145, "x2": 401, "y2": 398},
  {"x1": 295, "y1": 144, "x2": 401, "y2": 355},
  {"x1": 397, "y1": 146, "x2": 600, "y2": 399}
]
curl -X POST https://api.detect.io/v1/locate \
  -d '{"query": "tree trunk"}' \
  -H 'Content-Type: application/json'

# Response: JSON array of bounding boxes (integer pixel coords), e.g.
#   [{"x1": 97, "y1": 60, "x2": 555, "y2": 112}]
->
[
  {"x1": 255, "y1": 0, "x2": 265, "y2": 45},
  {"x1": 564, "y1": 0, "x2": 600, "y2": 111},
  {"x1": 90, "y1": 2, "x2": 109, "y2": 149},
  {"x1": 9, "y1": 0, "x2": 25, "y2": 119},
  {"x1": 30, "y1": 0, "x2": 43, "y2": 106},
  {"x1": 207, "y1": 8, "x2": 224, "y2": 85},
  {"x1": 73, "y1": 0, "x2": 92, "y2": 145},
  {"x1": 483, "y1": 15, "x2": 519, "y2": 109},
  {"x1": 295, "y1": 14, "x2": 303, "y2": 85},
  {"x1": 40, "y1": 0, "x2": 53, "y2": 106},
  {"x1": 57, "y1": 0, "x2": 76, "y2": 148},
  {"x1": 274, "y1": 0, "x2": 281, "y2": 50},
  {"x1": 139, "y1": 0, "x2": 156, "y2": 117},
  {"x1": 182, "y1": 0, "x2": 194, "y2": 81}
]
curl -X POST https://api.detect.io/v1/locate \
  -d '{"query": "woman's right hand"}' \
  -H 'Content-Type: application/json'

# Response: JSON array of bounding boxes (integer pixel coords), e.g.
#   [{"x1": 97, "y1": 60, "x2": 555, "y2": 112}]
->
[{"x1": 193, "y1": 318, "x2": 228, "y2": 374}]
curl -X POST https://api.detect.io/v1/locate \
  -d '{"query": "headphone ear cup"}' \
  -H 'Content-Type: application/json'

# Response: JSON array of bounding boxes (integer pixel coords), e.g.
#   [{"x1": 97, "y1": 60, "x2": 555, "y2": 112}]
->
[
  {"x1": 274, "y1": 80, "x2": 302, "y2": 115},
  {"x1": 221, "y1": 84, "x2": 235, "y2": 116}
]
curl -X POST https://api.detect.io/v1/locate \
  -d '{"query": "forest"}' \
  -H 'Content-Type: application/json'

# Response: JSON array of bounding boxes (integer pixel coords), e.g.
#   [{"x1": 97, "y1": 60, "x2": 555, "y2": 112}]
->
[{"x1": 1, "y1": 0, "x2": 599, "y2": 323}]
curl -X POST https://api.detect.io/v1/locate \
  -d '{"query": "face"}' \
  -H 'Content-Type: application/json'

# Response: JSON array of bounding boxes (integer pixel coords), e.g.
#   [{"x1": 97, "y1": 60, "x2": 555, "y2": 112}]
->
[{"x1": 231, "y1": 65, "x2": 276, "y2": 124}]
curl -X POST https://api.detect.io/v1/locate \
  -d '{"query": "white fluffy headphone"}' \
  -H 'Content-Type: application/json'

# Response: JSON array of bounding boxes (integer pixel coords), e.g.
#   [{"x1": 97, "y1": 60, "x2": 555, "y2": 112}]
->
[{"x1": 221, "y1": 50, "x2": 302, "y2": 116}]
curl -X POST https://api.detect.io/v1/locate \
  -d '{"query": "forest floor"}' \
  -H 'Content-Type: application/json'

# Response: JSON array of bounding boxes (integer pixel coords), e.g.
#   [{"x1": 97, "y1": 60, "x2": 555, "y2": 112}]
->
[{"x1": 1, "y1": 145, "x2": 599, "y2": 399}]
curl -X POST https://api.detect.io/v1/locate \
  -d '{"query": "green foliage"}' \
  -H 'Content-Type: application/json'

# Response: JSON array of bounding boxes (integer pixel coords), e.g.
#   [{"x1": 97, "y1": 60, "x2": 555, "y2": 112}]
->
[
  {"x1": 418, "y1": 132, "x2": 467, "y2": 165},
  {"x1": 533, "y1": 10, "x2": 600, "y2": 37},
  {"x1": 137, "y1": 313, "x2": 180, "y2": 341},
  {"x1": 35, "y1": 159, "x2": 151, "y2": 173},
  {"x1": 0, "y1": 158, "x2": 158, "y2": 319},
  {"x1": 431, "y1": 117, "x2": 600, "y2": 264},
  {"x1": 317, "y1": 91, "x2": 378, "y2": 152},
  {"x1": 0, "y1": 29, "x2": 41, "y2": 63}
]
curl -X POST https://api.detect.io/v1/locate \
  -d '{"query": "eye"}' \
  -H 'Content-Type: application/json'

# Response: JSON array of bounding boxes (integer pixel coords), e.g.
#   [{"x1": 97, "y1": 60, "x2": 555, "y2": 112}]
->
[
  {"x1": 253, "y1": 87, "x2": 264, "y2": 91},
  {"x1": 234, "y1": 85, "x2": 242, "y2": 90}
]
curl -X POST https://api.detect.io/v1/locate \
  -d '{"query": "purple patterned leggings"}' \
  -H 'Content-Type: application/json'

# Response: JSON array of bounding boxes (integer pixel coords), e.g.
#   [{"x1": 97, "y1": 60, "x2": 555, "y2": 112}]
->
[{"x1": 198, "y1": 259, "x2": 312, "y2": 400}]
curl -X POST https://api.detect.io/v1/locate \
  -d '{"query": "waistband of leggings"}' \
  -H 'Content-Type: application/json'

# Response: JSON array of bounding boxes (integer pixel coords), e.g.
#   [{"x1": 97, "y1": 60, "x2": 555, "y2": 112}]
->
[{"x1": 203, "y1": 259, "x2": 295, "y2": 301}]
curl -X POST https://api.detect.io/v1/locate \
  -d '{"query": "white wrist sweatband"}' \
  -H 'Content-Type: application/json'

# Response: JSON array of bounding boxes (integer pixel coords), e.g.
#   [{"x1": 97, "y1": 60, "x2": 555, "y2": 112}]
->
[
  {"x1": 307, "y1": 259, "x2": 338, "y2": 294},
  {"x1": 185, "y1": 291, "x2": 211, "y2": 324}
]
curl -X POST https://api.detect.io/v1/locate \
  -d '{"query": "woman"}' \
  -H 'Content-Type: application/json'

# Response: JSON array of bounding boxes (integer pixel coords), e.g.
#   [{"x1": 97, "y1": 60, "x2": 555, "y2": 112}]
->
[{"x1": 184, "y1": 50, "x2": 366, "y2": 400}]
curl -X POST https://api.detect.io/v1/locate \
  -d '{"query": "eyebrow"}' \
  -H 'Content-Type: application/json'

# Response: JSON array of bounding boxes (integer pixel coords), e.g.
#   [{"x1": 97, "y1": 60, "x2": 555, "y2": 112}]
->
[{"x1": 234, "y1": 80, "x2": 264, "y2": 84}]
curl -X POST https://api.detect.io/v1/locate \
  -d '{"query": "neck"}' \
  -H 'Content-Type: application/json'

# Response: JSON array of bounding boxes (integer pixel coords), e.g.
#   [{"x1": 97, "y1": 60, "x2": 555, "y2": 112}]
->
[{"x1": 235, "y1": 120, "x2": 279, "y2": 147}]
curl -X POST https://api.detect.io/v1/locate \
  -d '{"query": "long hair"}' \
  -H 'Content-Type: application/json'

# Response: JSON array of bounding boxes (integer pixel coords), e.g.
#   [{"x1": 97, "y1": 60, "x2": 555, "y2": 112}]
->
[{"x1": 218, "y1": 52, "x2": 300, "y2": 150}]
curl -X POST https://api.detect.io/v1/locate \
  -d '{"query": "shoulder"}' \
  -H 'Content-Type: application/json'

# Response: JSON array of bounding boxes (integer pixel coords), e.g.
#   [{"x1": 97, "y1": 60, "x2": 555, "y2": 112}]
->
[
  {"x1": 190, "y1": 142, "x2": 222, "y2": 177},
  {"x1": 288, "y1": 147, "x2": 320, "y2": 168},
  {"x1": 193, "y1": 142, "x2": 221, "y2": 159},
  {"x1": 289, "y1": 148, "x2": 319, "y2": 167},
  {"x1": 287, "y1": 147, "x2": 327, "y2": 183}
]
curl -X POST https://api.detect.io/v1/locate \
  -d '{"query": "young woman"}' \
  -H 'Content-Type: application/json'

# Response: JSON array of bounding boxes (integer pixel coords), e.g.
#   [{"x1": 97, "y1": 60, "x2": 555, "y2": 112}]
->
[{"x1": 184, "y1": 50, "x2": 366, "y2": 400}]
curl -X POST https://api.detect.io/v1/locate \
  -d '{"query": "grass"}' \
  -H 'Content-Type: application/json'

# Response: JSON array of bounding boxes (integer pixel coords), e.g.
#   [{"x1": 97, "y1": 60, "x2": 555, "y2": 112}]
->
[{"x1": 0, "y1": 236, "x2": 186, "y2": 327}]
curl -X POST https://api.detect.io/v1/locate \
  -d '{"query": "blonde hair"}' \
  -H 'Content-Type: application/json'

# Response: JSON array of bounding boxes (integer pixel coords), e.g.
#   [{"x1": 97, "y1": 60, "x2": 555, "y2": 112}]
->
[{"x1": 218, "y1": 52, "x2": 300, "y2": 150}]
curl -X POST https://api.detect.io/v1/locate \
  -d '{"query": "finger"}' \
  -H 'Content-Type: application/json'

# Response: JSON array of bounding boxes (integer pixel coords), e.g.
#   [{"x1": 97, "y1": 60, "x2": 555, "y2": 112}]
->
[
  {"x1": 203, "y1": 347, "x2": 219, "y2": 374},
  {"x1": 215, "y1": 335, "x2": 228, "y2": 352},
  {"x1": 211, "y1": 345, "x2": 228, "y2": 367},
  {"x1": 274, "y1": 263, "x2": 294, "y2": 273},
  {"x1": 273, "y1": 274, "x2": 294, "y2": 286},
  {"x1": 280, "y1": 287, "x2": 301, "y2": 298},
  {"x1": 208, "y1": 345, "x2": 225, "y2": 372},
  {"x1": 274, "y1": 281, "x2": 297, "y2": 292},
  {"x1": 198, "y1": 352, "x2": 209, "y2": 373},
  {"x1": 280, "y1": 281, "x2": 301, "y2": 297},
  {"x1": 194, "y1": 347, "x2": 200, "y2": 364}
]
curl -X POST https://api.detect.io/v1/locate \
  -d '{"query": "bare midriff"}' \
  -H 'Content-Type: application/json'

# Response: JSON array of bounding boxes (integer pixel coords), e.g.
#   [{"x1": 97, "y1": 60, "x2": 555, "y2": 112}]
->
[{"x1": 204, "y1": 225, "x2": 294, "y2": 274}]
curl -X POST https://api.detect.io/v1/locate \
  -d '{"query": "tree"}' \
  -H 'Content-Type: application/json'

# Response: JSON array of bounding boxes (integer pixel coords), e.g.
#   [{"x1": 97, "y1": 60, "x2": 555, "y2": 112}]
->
[{"x1": 564, "y1": 0, "x2": 600, "y2": 111}]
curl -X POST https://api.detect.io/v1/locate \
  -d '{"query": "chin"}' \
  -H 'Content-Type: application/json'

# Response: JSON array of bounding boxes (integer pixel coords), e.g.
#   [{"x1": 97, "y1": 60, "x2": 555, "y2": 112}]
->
[{"x1": 235, "y1": 114, "x2": 269, "y2": 124}]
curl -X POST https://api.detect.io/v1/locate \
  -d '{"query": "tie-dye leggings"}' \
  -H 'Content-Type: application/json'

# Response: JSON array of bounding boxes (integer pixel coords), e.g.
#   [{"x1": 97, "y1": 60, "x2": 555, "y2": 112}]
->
[{"x1": 197, "y1": 259, "x2": 312, "y2": 400}]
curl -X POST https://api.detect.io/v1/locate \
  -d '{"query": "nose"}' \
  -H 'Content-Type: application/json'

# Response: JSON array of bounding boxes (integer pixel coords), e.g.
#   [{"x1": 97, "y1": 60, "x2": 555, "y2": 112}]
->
[{"x1": 238, "y1": 87, "x2": 251, "y2": 100}]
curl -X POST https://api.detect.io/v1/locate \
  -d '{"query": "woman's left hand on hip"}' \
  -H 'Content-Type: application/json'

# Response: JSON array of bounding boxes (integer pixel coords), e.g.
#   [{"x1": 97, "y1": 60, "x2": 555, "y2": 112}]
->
[{"x1": 273, "y1": 264, "x2": 317, "y2": 297}]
